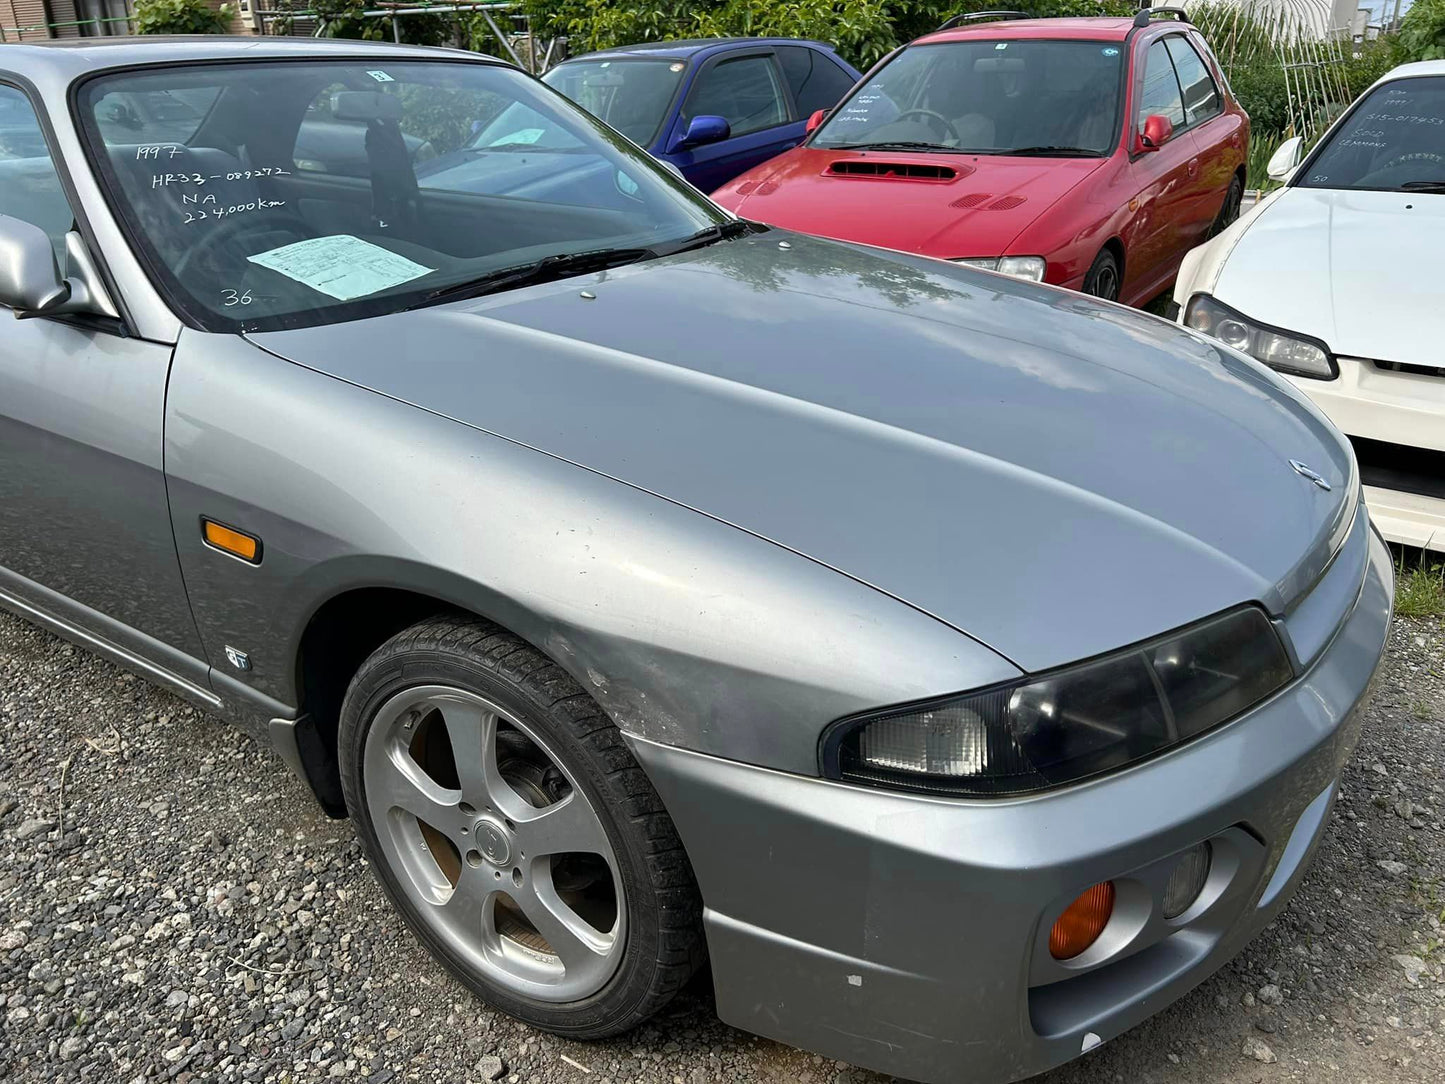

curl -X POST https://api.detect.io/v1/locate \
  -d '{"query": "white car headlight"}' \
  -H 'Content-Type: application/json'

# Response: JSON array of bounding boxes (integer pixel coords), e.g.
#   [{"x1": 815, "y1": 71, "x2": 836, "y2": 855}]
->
[
  {"x1": 1184, "y1": 294, "x2": 1336, "y2": 379},
  {"x1": 952, "y1": 255, "x2": 1047, "y2": 282}
]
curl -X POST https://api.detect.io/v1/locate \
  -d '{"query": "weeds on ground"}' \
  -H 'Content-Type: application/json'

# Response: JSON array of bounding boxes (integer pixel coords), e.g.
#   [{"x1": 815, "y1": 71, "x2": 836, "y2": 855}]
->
[{"x1": 1395, "y1": 551, "x2": 1445, "y2": 619}]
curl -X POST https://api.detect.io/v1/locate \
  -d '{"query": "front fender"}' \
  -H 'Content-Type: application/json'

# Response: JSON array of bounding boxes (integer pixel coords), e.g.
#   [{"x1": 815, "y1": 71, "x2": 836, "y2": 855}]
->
[
  {"x1": 164, "y1": 331, "x2": 1020, "y2": 776},
  {"x1": 1172, "y1": 187, "x2": 1284, "y2": 315}
]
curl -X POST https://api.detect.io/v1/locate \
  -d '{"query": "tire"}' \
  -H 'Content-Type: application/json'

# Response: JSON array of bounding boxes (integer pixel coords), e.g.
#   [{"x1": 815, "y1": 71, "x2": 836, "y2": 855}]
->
[
  {"x1": 1210, "y1": 174, "x2": 1244, "y2": 238},
  {"x1": 338, "y1": 615, "x2": 704, "y2": 1038},
  {"x1": 1082, "y1": 247, "x2": 1122, "y2": 302}
]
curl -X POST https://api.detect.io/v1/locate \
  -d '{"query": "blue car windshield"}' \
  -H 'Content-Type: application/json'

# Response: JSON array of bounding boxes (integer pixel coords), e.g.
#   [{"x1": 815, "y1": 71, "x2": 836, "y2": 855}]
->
[
  {"x1": 77, "y1": 59, "x2": 722, "y2": 333},
  {"x1": 542, "y1": 58, "x2": 687, "y2": 147},
  {"x1": 812, "y1": 40, "x2": 1123, "y2": 156}
]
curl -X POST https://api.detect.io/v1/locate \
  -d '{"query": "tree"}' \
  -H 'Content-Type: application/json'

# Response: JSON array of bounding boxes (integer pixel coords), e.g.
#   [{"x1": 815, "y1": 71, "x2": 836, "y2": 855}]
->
[
  {"x1": 1400, "y1": 0, "x2": 1445, "y2": 61},
  {"x1": 133, "y1": 0, "x2": 234, "y2": 34}
]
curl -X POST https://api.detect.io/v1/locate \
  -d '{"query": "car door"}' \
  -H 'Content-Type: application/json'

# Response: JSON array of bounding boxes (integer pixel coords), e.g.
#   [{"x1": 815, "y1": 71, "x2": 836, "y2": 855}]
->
[
  {"x1": 0, "y1": 81, "x2": 209, "y2": 689},
  {"x1": 670, "y1": 50, "x2": 799, "y2": 192},
  {"x1": 1165, "y1": 33, "x2": 1240, "y2": 245},
  {"x1": 1121, "y1": 37, "x2": 1201, "y2": 302}
]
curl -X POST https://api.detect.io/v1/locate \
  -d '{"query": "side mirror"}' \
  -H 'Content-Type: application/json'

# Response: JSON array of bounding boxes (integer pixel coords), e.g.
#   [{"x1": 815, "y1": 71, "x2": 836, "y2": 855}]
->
[
  {"x1": 806, "y1": 108, "x2": 827, "y2": 134},
  {"x1": 0, "y1": 215, "x2": 113, "y2": 320},
  {"x1": 672, "y1": 114, "x2": 730, "y2": 152},
  {"x1": 1137, "y1": 114, "x2": 1173, "y2": 152},
  {"x1": 1266, "y1": 135, "x2": 1304, "y2": 182}
]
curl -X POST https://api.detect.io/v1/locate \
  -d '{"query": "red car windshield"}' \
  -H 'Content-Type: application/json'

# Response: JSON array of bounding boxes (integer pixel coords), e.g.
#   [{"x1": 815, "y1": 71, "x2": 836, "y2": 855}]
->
[{"x1": 813, "y1": 39, "x2": 1124, "y2": 157}]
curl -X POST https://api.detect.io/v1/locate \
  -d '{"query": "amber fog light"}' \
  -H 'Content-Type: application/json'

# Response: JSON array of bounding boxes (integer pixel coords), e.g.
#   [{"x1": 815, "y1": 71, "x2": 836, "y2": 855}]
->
[
  {"x1": 1050, "y1": 881, "x2": 1115, "y2": 960},
  {"x1": 1162, "y1": 843, "x2": 1213, "y2": 919}
]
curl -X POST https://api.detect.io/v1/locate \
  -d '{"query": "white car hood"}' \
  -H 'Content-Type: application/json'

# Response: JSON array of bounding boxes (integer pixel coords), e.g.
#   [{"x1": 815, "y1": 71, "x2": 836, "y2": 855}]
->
[{"x1": 1214, "y1": 187, "x2": 1443, "y2": 367}]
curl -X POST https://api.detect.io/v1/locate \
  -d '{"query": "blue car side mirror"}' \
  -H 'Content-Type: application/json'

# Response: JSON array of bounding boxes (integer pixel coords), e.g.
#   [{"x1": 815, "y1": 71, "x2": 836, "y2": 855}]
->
[{"x1": 671, "y1": 114, "x2": 730, "y2": 153}]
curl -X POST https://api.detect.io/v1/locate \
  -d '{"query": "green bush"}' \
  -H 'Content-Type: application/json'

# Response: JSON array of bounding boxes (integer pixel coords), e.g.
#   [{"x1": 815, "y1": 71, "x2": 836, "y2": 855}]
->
[
  {"x1": 1400, "y1": 0, "x2": 1445, "y2": 61},
  {"x1": 133, "y1": 0, "x2": 233, "y2": 34},
  {"x1": 307, "y1": 0, "x2": 453, "y2": 45},
  {"x1": 522, "y1": 1, "x2": 1136, "y2": 71}
]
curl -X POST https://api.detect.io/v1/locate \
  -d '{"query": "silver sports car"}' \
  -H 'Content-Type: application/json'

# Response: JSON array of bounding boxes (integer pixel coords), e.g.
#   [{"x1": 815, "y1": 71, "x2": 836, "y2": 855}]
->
[{"x1": 0, "y1": 37, "x2": 1390, "y2": 1084}]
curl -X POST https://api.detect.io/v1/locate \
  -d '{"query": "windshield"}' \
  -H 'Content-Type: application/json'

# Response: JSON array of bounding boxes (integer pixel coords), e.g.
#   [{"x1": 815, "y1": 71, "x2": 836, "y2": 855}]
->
[
  {"x1": 1300, "y1": 76, "x2": 1445, "y2": 193},
  {"x1": 812, "y1": 39, "x2": 1123, "y2": 156},
  {"x1": 541, "y1": 58, "x2": 686, "y2": 147},
  {"x1": 78, "y1": 60, "x2": 722, "y2": 333}
]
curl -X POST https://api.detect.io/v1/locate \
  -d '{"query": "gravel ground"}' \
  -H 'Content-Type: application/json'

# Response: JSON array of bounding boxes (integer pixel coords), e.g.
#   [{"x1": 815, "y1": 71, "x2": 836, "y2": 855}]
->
[{"x1": 1, "y1": 603, "x2": 1442, "y2": 1084}]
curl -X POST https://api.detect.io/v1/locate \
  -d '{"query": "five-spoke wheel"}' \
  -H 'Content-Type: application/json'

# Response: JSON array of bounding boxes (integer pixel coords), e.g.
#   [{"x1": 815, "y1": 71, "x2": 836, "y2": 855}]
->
[{"x1": 339, "y1": 617, "x2": 703, "y2": 1037}]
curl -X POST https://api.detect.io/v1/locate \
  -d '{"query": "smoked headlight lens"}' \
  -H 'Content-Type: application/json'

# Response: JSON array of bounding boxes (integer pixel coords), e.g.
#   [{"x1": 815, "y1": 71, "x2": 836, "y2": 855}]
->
[
  {"x1": 1184, "y1": 294, "x2": 1335, "y2": 379},
  {"x1": 824, "y1": 608, "x2": 1292, "y2": 797}
]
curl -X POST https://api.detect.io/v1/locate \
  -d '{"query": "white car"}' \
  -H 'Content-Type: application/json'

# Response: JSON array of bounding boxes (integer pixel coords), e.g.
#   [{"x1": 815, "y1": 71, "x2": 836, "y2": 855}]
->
[{"x1": 1174, "y1": 60, "x2": 1444, "y2": 552}]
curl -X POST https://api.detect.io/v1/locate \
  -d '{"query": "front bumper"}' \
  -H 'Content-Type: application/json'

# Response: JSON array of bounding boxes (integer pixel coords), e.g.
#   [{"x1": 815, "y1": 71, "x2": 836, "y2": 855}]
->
[
  {"x1": 1285, "y1": 358, "x2": 1445, "y2": 553},
  {"x1": 631, "y1": 527, "x2": 1393, "y2": 1084}
]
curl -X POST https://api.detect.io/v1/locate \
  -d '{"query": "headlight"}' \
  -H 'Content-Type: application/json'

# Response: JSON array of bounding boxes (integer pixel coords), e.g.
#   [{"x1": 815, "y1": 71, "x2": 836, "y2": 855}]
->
[
  {"x1": 1184, "y1": 294, "x2": 1336, "y2": 379},
  {"x1": 953, "y1": 255, "x2": 1047, "y2": 282},
  {"x1": 822, "y1": 607, "x2": 1292, "y2": 797}
]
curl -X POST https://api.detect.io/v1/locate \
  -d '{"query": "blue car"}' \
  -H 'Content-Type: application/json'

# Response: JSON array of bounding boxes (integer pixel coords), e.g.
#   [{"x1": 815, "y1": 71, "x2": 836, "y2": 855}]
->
[{"x1": 538, "y1": 38, "x2": 862, "y2": 192}]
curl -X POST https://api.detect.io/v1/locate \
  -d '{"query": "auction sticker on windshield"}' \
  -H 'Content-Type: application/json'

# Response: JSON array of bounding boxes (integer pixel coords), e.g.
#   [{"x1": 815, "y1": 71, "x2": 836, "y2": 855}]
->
[{"x1": 247, "y1": 235, "x2": 434, "y2": 301}]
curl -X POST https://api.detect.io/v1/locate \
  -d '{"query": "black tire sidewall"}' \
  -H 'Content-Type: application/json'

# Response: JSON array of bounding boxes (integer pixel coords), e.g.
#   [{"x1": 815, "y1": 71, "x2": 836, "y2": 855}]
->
[
  {"x1": 337, "y1": 636, "x2": 676, "y2": 1038},
  {"x1": 1084, "y1": 248, "x2": 1121, "y2": 301}
]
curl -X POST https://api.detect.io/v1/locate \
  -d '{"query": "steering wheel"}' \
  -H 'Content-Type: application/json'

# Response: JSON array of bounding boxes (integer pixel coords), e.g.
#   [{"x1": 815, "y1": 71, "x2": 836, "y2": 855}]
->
[
  {"x1": 893, "y1": 109, "x2": 961, "y2": 143},
  {"x1": 172, "y1": 209, "x2": 314, "y2": 280}
]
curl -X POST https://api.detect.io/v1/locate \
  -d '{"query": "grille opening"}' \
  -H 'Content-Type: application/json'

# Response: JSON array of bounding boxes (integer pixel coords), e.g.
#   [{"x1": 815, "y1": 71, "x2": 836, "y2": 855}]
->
[
  {"x1": 1373, "y1": 359, "x2": 1445, "y2": 379},
  {"x1": 1351, "y1": 436, "x2": 1445, "y2": 501},
  {"x1": 829, "y1": 160, "x2": 956, "y2": 180}
]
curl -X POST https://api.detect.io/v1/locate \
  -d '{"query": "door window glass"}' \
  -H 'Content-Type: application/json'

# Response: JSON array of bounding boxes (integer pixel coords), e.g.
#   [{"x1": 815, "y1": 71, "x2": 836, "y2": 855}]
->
[
  {"x1": 1164, "y1": 37, "x2": 1221, "y2": 125},
  {"x1": 686, "y1": 55, "x2": 788, "y2": 136},
  {"x1": 1137, "y1": 41, "x2": 1185, "y2": 133},
  {"x1": 0, "y1": 86, "x2": 74, "y2": 262},
  {"x1": 775, "y1": 46, "x2": 856, "y2": 117}
]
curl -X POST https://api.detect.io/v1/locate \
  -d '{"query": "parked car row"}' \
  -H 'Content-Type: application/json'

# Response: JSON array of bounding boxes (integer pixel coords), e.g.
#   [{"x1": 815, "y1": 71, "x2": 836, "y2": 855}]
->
[{"x1": 0, "y1": 15, "x2": 1415, "y2": 1084}]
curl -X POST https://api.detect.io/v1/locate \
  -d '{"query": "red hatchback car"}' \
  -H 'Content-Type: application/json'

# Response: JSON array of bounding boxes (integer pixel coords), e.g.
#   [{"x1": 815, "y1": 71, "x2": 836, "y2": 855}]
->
[{"x1": 713, "y1": 10, "x2": 1248, "y2": 306}]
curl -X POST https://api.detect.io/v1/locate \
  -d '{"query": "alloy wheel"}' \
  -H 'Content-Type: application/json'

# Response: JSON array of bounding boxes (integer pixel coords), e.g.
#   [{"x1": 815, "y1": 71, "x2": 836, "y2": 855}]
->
[{"x1": 362, "y1": 685, "x2": 625, "y2": 1002}]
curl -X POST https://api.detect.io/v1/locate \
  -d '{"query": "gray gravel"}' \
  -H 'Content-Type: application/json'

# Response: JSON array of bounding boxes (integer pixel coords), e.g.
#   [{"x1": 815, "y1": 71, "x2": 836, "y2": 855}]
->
[{"x1": 1, "y1": 604, "x2": 1442, "y2": 1084}]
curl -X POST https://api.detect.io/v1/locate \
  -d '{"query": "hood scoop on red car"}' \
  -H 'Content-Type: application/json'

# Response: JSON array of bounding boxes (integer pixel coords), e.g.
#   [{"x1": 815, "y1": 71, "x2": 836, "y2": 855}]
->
[{"x1": 828, "y1": 159, "x2": 958, "y2": 181}]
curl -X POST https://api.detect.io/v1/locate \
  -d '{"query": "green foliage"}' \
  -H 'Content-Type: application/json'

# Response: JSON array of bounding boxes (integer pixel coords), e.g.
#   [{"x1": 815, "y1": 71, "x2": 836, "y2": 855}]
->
[
  {"x1": 521, "y1": 1, "x2": 1134, "y2": 71},
  {"x1": 133, "y1": 0, "x2": 233, "y2": 35},
  {"x1": 307, "y1": 0, "x2": 454, "y2": 44},
  {"x1": 1396, "y1": 551, "x2": 1445, "y2": 619},
  {"x1": 1401, "y1": 0, "x2": 1445, "y2": 61}
]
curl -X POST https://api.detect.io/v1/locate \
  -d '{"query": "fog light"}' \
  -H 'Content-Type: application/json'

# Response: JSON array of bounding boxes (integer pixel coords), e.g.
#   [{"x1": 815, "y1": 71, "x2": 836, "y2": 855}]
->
[
  {"x1": 1162, "y1": 843, "x2": 1212, "y2": 919},
  {"x1": 1050, "y1": 881, "x2": 1115, "y2": 960}
]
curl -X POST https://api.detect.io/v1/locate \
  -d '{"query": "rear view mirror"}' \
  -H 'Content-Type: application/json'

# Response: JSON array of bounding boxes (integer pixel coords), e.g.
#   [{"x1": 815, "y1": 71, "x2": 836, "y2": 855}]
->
[
  {"x1": 1266, "y1": 135, "x2": 1304, "y2": 182},
  {"x1": 1138, "y1": 114, "x2": 1173, "y2": 152},
  {"x1": 331, "y1": 91, "x2": 403, "y2": 124},
  {"x1": 671, "y1": 114, "x2": 730, "y2": 153},
  {"x1": 806, "y1": 109, "x2": 827, "y2": 134},
  {"x1": 0, "y1": 216, "x2": 112, "y2": 320}
]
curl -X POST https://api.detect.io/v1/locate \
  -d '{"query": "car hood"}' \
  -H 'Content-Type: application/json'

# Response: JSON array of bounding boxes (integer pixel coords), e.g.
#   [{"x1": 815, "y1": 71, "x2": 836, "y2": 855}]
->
[
  {"x1": 250, "y1": 233, "x2": 1354, "y2": 672},
  {"x1": 712, "y1": 147, "x2": 1106, "y2": 258},
  {"x1": 1213, "y1": 186, "x2": 1442, "y2": 366}
]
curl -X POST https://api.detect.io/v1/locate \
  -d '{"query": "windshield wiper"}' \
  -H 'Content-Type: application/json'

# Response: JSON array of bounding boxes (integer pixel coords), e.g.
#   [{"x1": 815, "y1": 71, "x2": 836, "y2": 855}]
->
[
  {"x1": 829, "y1": 140, "x2": 964, "y2": 153},
  {"x1": 1400, "y1": 180, "x2": 1445, "y2": 192},
  {"x1": 404, "y1": 246, "x2": 655, "y2": 309},
  {"x1": 998, "y1": 146, "x2": 1105, "y2": 157},
  {"x1": 652, "y1": 218, "x2": 761, "y2": 256}
]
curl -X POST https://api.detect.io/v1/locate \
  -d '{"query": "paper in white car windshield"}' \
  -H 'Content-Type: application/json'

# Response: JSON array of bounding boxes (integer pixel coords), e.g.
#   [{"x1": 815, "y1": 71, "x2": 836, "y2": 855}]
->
[{"x1": 247, "y1": 235, "x2": 433, "y2": 301}]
